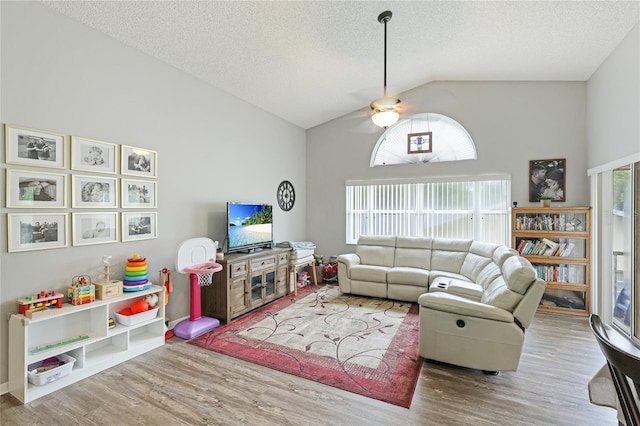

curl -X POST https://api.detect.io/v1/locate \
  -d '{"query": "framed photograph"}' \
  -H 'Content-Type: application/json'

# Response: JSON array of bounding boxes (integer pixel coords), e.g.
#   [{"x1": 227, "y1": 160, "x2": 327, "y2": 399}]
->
[
  {"x1": 71, "y1": 136, "x2": 118, "y2": 174},
  {"x1": 72, "y1": 175, "x2": 118, "y2": 208},
  {"x1": 121, "y1": 145, "x2": 157, "y2": 178},
  {"x1": 122, "y1": 212, "x2": 157, "y2": 242},
  {"x1": 122, "y1": 179, "x2": 157, "y2": 208},
  {"x1": 529, "y1": 158, "x2": 566, "y2": 202},
  {"x1": 7, "y1": 213, "x2": 68, "y2": 252},
  {"x1": 407, "y1": 132, "x2": 432, "y2": 154},
  {"x1": 6, "y1": 169, "x2": 67, "y2": 208},
  {"x1": 5, "y1": 124, "x2": 67, "y2": 168},
  {"x1": 72, "y1": 212, "x2": 118, "y2": 246}
]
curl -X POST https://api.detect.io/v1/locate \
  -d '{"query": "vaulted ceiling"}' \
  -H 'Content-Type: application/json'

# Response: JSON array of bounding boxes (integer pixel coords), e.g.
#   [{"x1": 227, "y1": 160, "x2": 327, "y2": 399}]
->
[{"x1": 42, "y1": 1, "x2": 640, "y2": 129}]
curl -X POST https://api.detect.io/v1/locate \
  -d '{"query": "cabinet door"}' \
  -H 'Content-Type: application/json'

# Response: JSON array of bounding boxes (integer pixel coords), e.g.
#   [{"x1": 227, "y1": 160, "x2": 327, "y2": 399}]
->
[
  {"x1": 250, "y1": 273, "x2": 264, "y2": 308},
  {"x1": 230, "y1": 277, "x2": 248, "y2": 316},
  {"x1": 264, "y1": 270, "x2": 276, "y2": 302},
  {"x1": 276, "y1": 266, "x2": 288, "y2": 296}
]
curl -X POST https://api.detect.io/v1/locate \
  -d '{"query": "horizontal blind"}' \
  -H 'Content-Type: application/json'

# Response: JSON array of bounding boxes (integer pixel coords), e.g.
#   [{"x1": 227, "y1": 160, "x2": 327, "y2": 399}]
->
[{"x1": 346, "y1": 179, "x2": 510, "y2": 245}]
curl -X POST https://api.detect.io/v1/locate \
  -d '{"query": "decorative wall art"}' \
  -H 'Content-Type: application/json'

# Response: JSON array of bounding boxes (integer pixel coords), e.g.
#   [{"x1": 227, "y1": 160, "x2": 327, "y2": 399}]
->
[
  {"x1": 6, "y1": 169, "x2": 67, "y2": 208},
  {"x1": 72, "y1": 212, "x2": 118, "y2": 246},
  {"x1": 407, "y1": 132, "x2": 432, "y2": 154},
  {"x1": 121, "y1": 179, "x2": 157, "y2": 208},
  {"x1": 71, "y1": 136, "x2": 118, "y2": 174},
  {"x1": 72, "y1": 175, "x2": 118, "y2": 208},
  {"x1": 529, "y1": 158, "x2": 566, "y2": 202},
  {"x1": 121, "y1": 145, "x2": 157, "y2": 178},
  {"x1": 5, "y1": 124, "x2": 66, "y2": 168},
  {"x1": 122, "y1": 211, "x2": 157, "y2": 242},
  {"x1": 8, "y1": 213, "x2": 68, "y2": 252}
]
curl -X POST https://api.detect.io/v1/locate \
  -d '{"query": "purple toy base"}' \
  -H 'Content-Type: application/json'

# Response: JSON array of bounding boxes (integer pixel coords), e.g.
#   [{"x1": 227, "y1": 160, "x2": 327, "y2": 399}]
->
[{"x1": 173, "y1": 317, "x2": 220, "y2": 339}]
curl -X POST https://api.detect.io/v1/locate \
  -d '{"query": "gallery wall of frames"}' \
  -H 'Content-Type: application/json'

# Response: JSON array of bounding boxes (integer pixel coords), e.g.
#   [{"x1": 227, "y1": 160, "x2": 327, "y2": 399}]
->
[{"x1": 4, "y1": 124, "x2": 158, "y2": 252}]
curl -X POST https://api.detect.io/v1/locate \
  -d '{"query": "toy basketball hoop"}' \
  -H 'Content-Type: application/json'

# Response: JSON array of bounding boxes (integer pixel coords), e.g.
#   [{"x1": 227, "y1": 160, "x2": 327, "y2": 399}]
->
[{"x1": 174, "y1": 238, "x2": 222, "y2": 339}]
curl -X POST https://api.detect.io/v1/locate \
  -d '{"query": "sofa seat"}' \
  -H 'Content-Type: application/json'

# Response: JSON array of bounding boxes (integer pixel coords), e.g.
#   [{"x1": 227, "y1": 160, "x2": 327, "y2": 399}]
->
[{"x1": 337, "y1": 235, "x2": 546, "y2": 372}]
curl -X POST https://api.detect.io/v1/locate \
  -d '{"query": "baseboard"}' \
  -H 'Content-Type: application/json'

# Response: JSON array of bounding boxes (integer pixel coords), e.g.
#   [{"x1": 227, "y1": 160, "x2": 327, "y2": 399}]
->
[
  {"x1": 167, "y1": 315, "x2": 188, "y2": 330},
  {"x1": 0, "y1": 381, "x2": 8, "y2": 395}
]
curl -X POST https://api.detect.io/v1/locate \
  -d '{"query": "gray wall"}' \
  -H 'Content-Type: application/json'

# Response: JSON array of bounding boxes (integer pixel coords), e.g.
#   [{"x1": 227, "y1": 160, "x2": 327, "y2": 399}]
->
[
  {"x1": 307, "y1": 81, "x2": 589, "y2": 258},
  {"x1": 0, "y1": 2, "x2": 306, "y2": 383},
  {"x1": 587, "y1": 24, "x2": 639, "y2": 169}
]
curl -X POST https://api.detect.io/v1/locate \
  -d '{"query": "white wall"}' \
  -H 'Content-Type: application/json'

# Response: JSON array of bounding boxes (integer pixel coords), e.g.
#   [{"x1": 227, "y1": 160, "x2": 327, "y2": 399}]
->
[
  {"x1": 0, "y1": 2, "x2": 306, "y2": 383},
  {"x1": 307, "y1": 81, "x2": 589, "y2": 258},
  {"x1": 587, "y1": 23, "x2": 639, "y2": 169}
]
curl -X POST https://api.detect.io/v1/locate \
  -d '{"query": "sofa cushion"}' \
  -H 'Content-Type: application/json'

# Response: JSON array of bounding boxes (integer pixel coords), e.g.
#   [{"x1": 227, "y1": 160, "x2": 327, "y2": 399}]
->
[
  {"x1": 350, "y1": 264, "x2": 389, "y2": 283},
  {"x1": 418, "y1": 292, "x2": 514, "y2": 322},
  {"x1": 430, "y1": 238, "x2": 473, "y2": 273},
  {"x1": 501, "y1": 256, "x2": 537, "y2": 295},
  {"x1": 387, "y1": 266, "x2": 430, "y2": 287},
  {"x1": 460, "y1": 253, "x2": 492, "y2": 282},
  {"x1": 481, "y1": 277, "x2": 523, "y2": 311},
  {"x1": 430, "y1": 270, "x2": 469, "y2": 284},
  {"x1": 492, "y1": 245, "x2": 519, "y2": 267},
  {"x1": 475, "y1": 262, "x2": 502, "y2": 290},
  {"x1": 356, "y1": 236, "x2": 396, "y2": 267},
  {"x1": 394, "y1": 236, "x2": 432, "y2": 269}
]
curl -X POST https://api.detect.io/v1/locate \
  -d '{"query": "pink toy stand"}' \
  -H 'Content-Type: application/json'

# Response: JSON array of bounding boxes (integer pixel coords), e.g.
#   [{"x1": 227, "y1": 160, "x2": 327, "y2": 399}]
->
[{"x1": 174, "y1": 238, "x2": 222, "y2": 339}]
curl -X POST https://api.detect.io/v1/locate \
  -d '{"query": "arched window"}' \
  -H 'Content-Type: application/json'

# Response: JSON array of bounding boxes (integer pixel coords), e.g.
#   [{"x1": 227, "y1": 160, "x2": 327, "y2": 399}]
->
[{"x1": 370, "y1": 113, "x2": 477, "y2": 167}]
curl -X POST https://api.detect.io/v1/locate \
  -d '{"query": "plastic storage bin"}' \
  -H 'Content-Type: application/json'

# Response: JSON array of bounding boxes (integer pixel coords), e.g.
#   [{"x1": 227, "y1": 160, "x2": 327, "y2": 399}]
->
[
  {"x1": 27, "y1": 353, "x2": 76, "y2": 386},
  {"x1": 114, "y1": 307, "x2": 159, "y2": 326}
]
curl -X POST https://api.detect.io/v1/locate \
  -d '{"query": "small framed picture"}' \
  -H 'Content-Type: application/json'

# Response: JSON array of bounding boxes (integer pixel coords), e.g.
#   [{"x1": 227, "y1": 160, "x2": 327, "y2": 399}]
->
[
  {"x1": 122, "y1": 212, "x2": 157, "y2": 242},
  {"x1": 72, "y1": 212, "x2": 118, "y2": 246},
  {"x1": 7, "y1": 213, "x2": 68, "y2": 252},
  {"x1": 122, "y1": 179, "x2": 157, "y2": 208},
  {"x1": 5, "y1": 124, "x2": 67, "y2": 168},
  {"x1": 529, "y1": 158, "x2": 566, "y2": 202},
  {"x1": 6, "y1": 169, "x2": 67, "y2": 208},
  {"x1": 71, "y1": 136, "x2": 118, "y2": 174},
  {"x1": 72, "y1": 175, "x2": 118, "y2": 208},
  {"x1": 407, "y1": 132, "x2": 432, "y2": 154},
  {"x1": 121, "y1": 145, "x2": 157, "y2": 178}
]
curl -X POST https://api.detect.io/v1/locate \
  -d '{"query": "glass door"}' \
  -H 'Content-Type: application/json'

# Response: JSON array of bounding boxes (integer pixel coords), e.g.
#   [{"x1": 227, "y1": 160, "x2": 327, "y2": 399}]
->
[{"x1": 611, "y1": 163, "x2": 637, "y2": 338}]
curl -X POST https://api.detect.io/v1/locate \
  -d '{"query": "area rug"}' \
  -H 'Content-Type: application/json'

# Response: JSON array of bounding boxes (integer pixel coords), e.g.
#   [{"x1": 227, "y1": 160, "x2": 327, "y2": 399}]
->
[{"x1": 188, "y1": 284, "x2": 421, "y2": 408}]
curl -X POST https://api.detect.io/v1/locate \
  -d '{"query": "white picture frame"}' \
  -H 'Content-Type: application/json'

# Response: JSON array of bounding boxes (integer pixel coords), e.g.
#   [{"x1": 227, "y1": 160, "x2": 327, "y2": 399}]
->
[
  {"x1": 71, "y1": 136, "x2": 118, "y2": 174},
  {"x1": 7, "y1": 213, "x2": 68, "y2": 252},
  {"x1": 72, "y1": 175, "x2": 118, "y2": 208},
  {"x1": 121, "y1": 145, "x2": 157, "y2": 178},
  {"x1": 72, "y1": 212, "x2": 119, "y2": 246},
  {"x1": 5, "y1": 124, "x2": 67, "y2": 169},
  {"x1": 122, "y1": 212, "x2": 157, "y2": 242},
  {"x1": 122, "y1": 179, "x2": 157, "y2": 208},
  {"x1": 6, "y1": 169, "x2": 67, "y2": 208}
]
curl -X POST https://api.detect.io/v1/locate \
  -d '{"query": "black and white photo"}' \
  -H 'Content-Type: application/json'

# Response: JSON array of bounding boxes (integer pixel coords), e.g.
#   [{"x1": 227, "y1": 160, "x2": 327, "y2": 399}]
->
[
  {"x1": 529, "y1": 158, "x2": 566, "y2": 202},
  {"x1": 5, "y1": 124, "x2": 66, "y2": 168},
  {"x1": 122, "y1": 212, "x2": 157, "y2": 242},
  {"x1": 72, "y1": 175, "x2": 118, "y2": 208},
  {"x1": 122, "y1": 179, "x2": 157, "y2": 208},
  {"x1": 71, "y1": 136, "x2": 118, "y2": 174},
  {"x1": 6, "y1": 169, "x2": 67, "y2": 208},
  {"x1": 121, "y1": 145, "x2": 157, "y2": 178},
  {"x1": 8, "y1": 213, "x2": 68, "y2": 252},
  {"x1": 72, "y1": 212, "x2": 118, "y2": 246}
]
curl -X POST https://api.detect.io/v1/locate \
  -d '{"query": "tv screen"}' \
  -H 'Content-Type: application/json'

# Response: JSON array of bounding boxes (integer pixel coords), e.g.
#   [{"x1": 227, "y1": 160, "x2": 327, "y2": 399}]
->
[{"x1": 227, "y1": 202, "x2": 273, "y2": 253}]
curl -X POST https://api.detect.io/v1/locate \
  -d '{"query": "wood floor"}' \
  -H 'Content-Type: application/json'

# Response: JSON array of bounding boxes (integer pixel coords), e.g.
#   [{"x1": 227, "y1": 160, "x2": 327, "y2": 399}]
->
[{"x1": 1, "y1": 312, "x2": 618, "y2": 426}]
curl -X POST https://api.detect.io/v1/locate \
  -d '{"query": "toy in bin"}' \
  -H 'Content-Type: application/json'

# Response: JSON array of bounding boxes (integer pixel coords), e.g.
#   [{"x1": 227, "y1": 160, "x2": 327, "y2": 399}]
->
[
  {"x1": 67, "y1": 275, "x2": 95, "y2": 306},
  {"x1": 123, "y1": 253, "x2": 152, "y2": 292}
]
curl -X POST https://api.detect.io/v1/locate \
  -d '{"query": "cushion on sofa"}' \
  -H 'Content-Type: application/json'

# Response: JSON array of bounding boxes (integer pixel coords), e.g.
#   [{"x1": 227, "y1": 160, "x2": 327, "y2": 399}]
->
[
  {"x1": 350, "y1": 264, "x2": 389, "y2": 283},
  {"x1": 501, "y1": 255, "x2": 538, "y2": 295},
  {"x1": 492, "y1": 245, "x2": 519, "y2": 267},
  {"x1": 430, "y1": 276, "x2": 482, "y2": 302},
  {"x1": 387, "y1": 266, "x2": 430, "y2": 287},
  {"x1": 356, "y1": 236, "x2": 397, "y2": 267},
  {"x1": 394, "y1": 236, "x2": 432, "y2": 269},
  {"x1": 475, "y1": 262, "x2": 502, "y2": 290},
  {"x1": 430, "y1": 238, "x2": 473, "y2": 274},
  {"x1": 460, "y1": 253, "x2": 493, "y2": 282},
  {"x1": 481, "y1": 277, "x2": 523, "y2": 311},
  {"x1": 418, "y1": 292, "x2": 514, "y2": 322}
]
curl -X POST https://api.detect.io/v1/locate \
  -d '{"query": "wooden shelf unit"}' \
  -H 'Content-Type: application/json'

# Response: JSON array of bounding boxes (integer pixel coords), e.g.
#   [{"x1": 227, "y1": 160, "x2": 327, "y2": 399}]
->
[
  {"x1": 8, "y1": 285, "x2": 165, "y2": 403},
  {"x1": 202, "y1": 247, "x2": 291, "y2": 324},
  {"x1": 511, "y1": 206, "x2": 591, "y2": 316}
]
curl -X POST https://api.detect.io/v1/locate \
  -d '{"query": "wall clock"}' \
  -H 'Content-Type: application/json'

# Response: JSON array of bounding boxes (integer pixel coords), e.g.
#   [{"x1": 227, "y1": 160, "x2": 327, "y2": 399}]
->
[{"x1": 277, "y1": 180, "x2": 295, "y2": 211}]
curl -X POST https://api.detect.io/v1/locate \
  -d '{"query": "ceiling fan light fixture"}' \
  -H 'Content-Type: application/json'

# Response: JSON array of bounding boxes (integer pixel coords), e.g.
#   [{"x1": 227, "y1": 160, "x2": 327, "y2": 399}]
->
[{"x1": 371, "y1": 10, "x2": 401, "y2": 129}]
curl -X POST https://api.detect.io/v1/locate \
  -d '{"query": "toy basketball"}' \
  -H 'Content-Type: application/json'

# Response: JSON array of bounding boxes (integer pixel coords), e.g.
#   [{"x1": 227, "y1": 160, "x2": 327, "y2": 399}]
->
[
  {"x1": 131, "y1": 299, "x2": 149, "y2": 314},
  {"x1": 119, "y1": 307, "x2": 133, "y2": 316}
]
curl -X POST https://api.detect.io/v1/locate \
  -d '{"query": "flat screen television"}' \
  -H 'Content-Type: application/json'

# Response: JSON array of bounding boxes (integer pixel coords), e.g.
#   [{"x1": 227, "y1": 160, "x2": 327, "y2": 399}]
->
[{"x1": 226, "y1": 202, "x2": 273, "y2": 253}]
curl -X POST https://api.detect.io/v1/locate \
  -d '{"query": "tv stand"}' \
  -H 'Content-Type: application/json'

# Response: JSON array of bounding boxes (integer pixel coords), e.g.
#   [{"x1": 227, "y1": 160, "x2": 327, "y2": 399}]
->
[{"x1": 202, "y1": 247, "x2": 291, "y2": 324}]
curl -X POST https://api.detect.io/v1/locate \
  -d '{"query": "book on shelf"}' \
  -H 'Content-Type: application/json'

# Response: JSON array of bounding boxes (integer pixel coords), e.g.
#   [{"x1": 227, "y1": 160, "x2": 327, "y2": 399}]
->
[{"x1": 560, "y1": 242, "x2": 575, "y2": 257}]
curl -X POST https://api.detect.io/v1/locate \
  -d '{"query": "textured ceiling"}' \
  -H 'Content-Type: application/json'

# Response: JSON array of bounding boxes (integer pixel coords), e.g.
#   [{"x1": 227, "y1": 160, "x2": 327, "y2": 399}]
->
[{"x1": 42, "y1": 1, "x2": 640, "y2": 129}]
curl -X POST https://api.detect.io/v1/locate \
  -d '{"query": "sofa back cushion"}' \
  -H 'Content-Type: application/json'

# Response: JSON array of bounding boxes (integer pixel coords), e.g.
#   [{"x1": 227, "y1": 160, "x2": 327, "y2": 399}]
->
[
  {"x1": 501, "y1": 255, "x2": 537, "y2": 295},
  {"x1": 492, "y1": 245, "x2": 519, "y2": 267},
  {"x1": 356, "y1": 236, "x2": 397, "y2": 267},
  {"x1": 430, "y1": 238, "x2": 473, "y2": 274},
  {"x1": 394, "y1": 236, "x2": 432, "y2": 269},
  {"x1": 460, "y1": 241, "x2": 499, "y2": 281},
  {"x1": 481, "y1": 277, "x2": 523, "y2": 311}
]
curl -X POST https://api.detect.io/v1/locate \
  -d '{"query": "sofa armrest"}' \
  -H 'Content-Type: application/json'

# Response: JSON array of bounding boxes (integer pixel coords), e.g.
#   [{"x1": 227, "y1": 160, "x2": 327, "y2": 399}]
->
[
  {"x1": 418, "y1": 292, "x2": 514, "y2": 323},
  {"x1": 337, "y1": 253, "x2": 361, "y2": 276}
]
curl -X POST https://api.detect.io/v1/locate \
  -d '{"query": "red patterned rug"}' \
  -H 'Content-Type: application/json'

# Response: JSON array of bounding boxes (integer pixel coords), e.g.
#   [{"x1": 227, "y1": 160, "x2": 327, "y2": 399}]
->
[{"x1": 188, "y1": 284, "x2": 421, "y2": 408}]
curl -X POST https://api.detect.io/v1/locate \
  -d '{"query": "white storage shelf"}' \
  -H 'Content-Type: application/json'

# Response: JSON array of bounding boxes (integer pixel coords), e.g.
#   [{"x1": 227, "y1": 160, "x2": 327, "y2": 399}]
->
[{"x1": 9, "y1": 285, "x2": 164, "y2": 403}]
